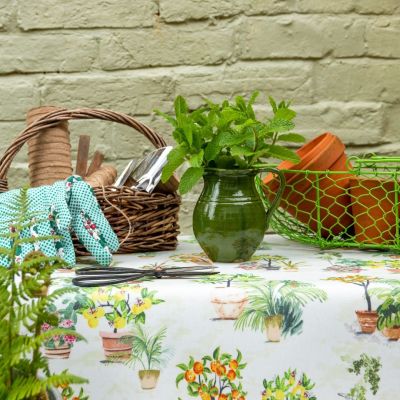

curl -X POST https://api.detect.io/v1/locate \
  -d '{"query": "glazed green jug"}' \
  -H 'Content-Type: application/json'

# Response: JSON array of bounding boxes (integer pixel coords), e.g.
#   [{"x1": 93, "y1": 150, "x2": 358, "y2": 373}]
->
[{"x1": 193, "y1": 168, "x2": 285, "y2": 262}]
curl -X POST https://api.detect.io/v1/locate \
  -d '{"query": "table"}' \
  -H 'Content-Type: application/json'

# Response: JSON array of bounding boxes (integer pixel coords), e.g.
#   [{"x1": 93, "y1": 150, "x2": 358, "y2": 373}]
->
[{"x1": 48, "y1": 235, "x2": 400, "y2": 399}]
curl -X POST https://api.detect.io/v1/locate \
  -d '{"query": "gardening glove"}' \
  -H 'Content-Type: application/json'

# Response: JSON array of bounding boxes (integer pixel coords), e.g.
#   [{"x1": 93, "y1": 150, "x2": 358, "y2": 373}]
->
[
  {"x1": 65, "y1": 176, "x2": 119, "y2": 266},
  {"x1": 0, "y1": 183, "x2": 72, "y2": 267}
]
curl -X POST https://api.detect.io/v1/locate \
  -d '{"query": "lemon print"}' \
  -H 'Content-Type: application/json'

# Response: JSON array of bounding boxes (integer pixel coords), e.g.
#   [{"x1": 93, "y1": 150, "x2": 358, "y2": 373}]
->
[
  {"x1": 132, "y1": 297, "x2": 152, "y2": 315},
  {"x1": 114, "y1": 316, "x2": 127, "y2": 329},
  {"x1": 90, "y1": 288, "x2": 108, "y2": 302},
  {"x1": 275, "y1": 390, "x2": 285, "y2": 400}
]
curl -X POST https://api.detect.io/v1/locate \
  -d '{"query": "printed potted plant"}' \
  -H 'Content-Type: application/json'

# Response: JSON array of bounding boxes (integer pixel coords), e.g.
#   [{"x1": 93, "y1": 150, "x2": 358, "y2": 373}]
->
[
  {"x1": 327, "y1": 275, "x2": 385, "y2": 334},
  {"x1": 119, "y1": 326, "x2": 170, "y2": 390},
  {"x1": 197, "y1": 274, "x2": 263, "y2": 320},
  {"x1": 0, "y1": 188, "x2": 87, "y2": 400},
  {"x1": 157, "y1": 93, "x2": 305, "y2": 262},
  {"x1": 338, "y1": 353, "x2": 381, "y2": 399},
  {"x1": 235, "y1": 281, "x2": 327, "y2": 342},
  {"x1": 376, "y1": 292, "x2": 400, "y2": 340},
  {"x1": 261, "y1": 369, "x2": 316, "y2": 400},
  {"x1": 42, "y1": 298, "x2": 81, "y2": 359},
  {"x1": 79, "y1": 286, "x2": 164, "y2": 359},
  {"x1": 176, "y1": 347, "x2": 247, "y2": 400},
  {"x1": 238, "y1": 254, "x2": 288, "y2": 271}
]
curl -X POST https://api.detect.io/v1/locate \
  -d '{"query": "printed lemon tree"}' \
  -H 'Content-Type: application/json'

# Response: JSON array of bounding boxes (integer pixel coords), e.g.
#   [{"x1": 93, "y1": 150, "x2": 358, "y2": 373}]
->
[
  {"x1": 261, "y1": 369, "x2": 317, "y2": 400},
  {"x1": 79, "y1": 285, "x2": 164, "y2": 333},
  {"x1": 177, "y1": 347, "x2": 247, "y2": 400}
]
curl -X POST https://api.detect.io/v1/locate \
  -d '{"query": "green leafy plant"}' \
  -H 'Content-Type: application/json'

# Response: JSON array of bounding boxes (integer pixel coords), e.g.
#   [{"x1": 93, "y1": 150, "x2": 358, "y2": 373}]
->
[
  {"x1": 339, "y1": 354, "x2": 381, "y2": 400},
  {"x1": 376, "y1": 289, "x2": 400, "y2": 330},
  {"x1": 121, "y1": 325, "x2": 170, "y2": 371},
  {"x1": 261, "y1": 368, "x2": 317, "y2": 400},
  {"x1": 235, "y1": 281, "x2": 327, "y2": 338},
  {"x1": 156, "y1": 92, "x2": 304, "y2": 194},
  {"x1": 0, "y1": 188, "x2": 87, "y2": 400}
]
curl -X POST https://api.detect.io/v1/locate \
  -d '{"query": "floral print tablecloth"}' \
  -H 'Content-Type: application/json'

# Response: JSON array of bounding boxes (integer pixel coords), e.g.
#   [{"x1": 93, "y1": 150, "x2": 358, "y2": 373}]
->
[{"x1": 48, "y1": 235, "x2": 400, "y2": 400}]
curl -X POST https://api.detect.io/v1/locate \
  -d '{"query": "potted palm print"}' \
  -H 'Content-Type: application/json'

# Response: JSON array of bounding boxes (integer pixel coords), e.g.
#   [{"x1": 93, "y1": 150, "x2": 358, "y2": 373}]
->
[
  {"x1": 197, "y1": 274, "x2": 263, "y2": 320},
  {"x1": 79, "y1": 285, "x2": 164, "y2": 359},
  {"x1": 235, "y1": 281, "x2": 327, "y2": 342},
  {"x1": 176, "y1": 347, "x2": 247, "y2": 400},
  {"x1": 327, "y1": 275, "x2": 384, "y2": 334},
  {"x1": 119, "y1": 325, "x2": 170, "y2": 390},
  {"x1": 377, "y1": 292, "x2": 400, "y2": 340},
  {"x1": 42, "y1": 299, "x2": 80, "y2": 359},
  {"x1": 261, "y1": 369, "x2": 316, "y2": 400}
]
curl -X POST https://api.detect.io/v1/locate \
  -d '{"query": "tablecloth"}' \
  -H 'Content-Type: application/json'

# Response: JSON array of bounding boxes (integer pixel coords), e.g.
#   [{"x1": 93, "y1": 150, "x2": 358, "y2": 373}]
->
[{"x1": 47, "y1": 235, "x2": 400, "y2": 400}]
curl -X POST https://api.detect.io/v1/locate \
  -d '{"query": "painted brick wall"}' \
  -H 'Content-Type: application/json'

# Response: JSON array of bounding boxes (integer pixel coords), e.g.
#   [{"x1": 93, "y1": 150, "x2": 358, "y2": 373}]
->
[{"x1": 0, "y1": 0, "x2": 399, "y2": 232}]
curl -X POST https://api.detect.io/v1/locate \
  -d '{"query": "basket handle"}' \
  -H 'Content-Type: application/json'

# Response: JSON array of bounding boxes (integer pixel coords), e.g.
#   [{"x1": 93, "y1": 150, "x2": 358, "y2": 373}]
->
[{"x1": 0, "y1": 108, "x2": 168, "y2": 182}]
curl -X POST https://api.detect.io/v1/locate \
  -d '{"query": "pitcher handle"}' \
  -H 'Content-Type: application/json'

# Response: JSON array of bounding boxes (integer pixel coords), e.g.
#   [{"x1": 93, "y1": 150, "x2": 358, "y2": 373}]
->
[{"x1": 258, "y1": 167, "x2": 286, "y2": 229}]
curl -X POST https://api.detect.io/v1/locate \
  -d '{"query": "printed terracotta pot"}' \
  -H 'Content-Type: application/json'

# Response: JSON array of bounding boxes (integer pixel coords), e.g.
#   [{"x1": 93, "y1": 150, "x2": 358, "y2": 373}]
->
[
  {"x1": 99, "y1": 331, "x2": 133, "y2": 360},
  {"x1": 355, "y1": 310, "x2": 378, "y2": 334},
  {"x1": 263, "y1": 132, "x2": 353, "y2": 238},
  {"x1": 349, "y1": 177, "x2": 396, "y2": 245},
  {"x1": 138, "y1": 370, "x2": 160, "y2": 390},
  {"x1": 381, "y1": 326, "x2": 400, "y2": 341},
  {"x1": 210, "y1": 286, "x2": 248, "y2": 320},
  {"x1": 44, "y1": 343, "x2": 71, "y2": 359},
  {"x1": 265, "y1": 315, "x2": 283, "y2": 342}
]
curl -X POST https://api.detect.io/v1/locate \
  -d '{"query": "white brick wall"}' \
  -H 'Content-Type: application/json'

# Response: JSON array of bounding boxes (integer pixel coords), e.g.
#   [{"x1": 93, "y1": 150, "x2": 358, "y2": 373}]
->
[{"x1": 0, "y1": 0, "x2": 399, "y2": 232}]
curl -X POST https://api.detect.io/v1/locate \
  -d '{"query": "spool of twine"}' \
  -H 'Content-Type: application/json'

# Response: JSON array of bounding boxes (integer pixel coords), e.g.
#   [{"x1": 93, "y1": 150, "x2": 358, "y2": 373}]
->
[
  {"x1": 85, "y1": 165, "x2": 117, "y2": 187},
  {"x1": 26, "y1": 106, "x2": 73, "y2": 187}
]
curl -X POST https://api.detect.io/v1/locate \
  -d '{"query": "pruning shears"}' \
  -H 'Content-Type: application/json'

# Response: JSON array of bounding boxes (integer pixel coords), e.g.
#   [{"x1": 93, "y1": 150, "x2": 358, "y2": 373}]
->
[{"x1": 72, "y1": 265, "x2": 219, "y2": 287}]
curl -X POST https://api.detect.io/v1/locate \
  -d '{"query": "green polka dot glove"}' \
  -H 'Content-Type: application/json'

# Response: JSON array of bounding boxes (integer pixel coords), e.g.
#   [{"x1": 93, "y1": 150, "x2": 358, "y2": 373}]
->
[
  {"x1": 65, "y1": 176, "x2": 119, "y2": 266},
  {"x1": 0, "y1": 176, "x2": 119, "y2": 267}
]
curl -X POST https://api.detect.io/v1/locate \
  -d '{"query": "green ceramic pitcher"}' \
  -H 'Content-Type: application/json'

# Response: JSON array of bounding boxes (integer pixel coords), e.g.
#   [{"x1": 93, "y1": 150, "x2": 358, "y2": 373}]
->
[{"x1": 193, "y1": 167, "x2": 285, "y2": 262}]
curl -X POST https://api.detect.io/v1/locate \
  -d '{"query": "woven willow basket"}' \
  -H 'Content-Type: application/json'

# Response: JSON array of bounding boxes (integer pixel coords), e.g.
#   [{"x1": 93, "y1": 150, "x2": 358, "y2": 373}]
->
[{"x1": 0, "y1": 108, "x2": 181, "y2": 254}]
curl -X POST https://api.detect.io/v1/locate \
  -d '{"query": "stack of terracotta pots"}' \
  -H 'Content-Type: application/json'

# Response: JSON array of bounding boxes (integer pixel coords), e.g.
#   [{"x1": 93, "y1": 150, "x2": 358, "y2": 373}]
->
[
  {"x1": 26, "y1": 106, "x2": 73, "y2": 187},
  {"x1": 263, "y1": 132, "x2": 398, "y2": 245}
]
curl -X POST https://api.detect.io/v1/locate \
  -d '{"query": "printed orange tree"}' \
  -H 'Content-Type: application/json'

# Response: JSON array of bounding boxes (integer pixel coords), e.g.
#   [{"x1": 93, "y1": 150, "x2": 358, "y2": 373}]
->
[
  {"x1": 176, "y1": 347, "x2": 247, "y2": 400},
  {"x1": 79, "y1": 285, "x2": 164, "y2": 333},
  {"x1": 261, "y1": 368, "x2": 316, "y2": 400}
]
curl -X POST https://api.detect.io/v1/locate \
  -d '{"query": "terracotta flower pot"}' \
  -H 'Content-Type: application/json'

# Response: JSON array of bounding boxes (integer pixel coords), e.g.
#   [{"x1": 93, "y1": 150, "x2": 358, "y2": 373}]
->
[
  {"x1": 210, "y1": 286, "x2": 248, "y2": 320},
  {"x1": 355, "y1": 310, "x2": 378, "y2": 334},
  {"x1": 265, "y1": 315, "x2": 283, "y2": 342},
  {"x1": 44, "y1": 343, "x2": 71, "y2": 359},
  {"x1": 381, "y1": 326, "x2": 400, "y2": 341},
  {"x1": 99, "y1": 331, "x2": 133, "y2": 360},
  {"x1": 138, "y1": 370, "x2": 160, "y2": 390},
  {"x1": 263, "y1": 132, "x2": 353, "y2": 238},
  {"x1": 349, "y1": 177, "x2": 396, "y2": 245}
]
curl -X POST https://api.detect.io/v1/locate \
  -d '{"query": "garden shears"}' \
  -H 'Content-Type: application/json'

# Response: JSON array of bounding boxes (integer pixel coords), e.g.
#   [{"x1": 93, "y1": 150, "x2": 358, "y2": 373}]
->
[{"x1": 72, "y1": 265, "x2": 219, "y2": 287}]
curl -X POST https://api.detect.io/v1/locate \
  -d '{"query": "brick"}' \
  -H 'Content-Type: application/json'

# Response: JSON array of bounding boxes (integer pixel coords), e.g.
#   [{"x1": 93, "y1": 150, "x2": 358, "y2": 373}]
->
[
  {"x1": 314, "y1": 60, "x2": 400, "y2": 103},
  {"x1": 240, "y1": 16, "x2": 365, "y2": 60},
  {"x1": 18, "y1": 0, "x2": 157, "y2": 30},
  {"x1": 173, "y1": 62, "x2": 314, "y2": 109},
  {"x1": 0, "y1": 34, "x2": 98, "y2": 74},
  {"x1": 354, "y1": 0, "x2": 400, "y2": 15},
  {"x1": 0, "y1": 0, "x2": 13, "y2": 30},
  {"x1": 159, "y1": 0, "x2": 246, "y2": 22},
  {"x1": 366, "y1": 18, "x2": 400, "y2": 58},
  {"x1": 383, "y1": 104, "x2": 400, "y2": 143},
  {"x1": 99, "y1": 23, "x2": 234, "y2": 70},
  {"x1": 294, "y1": 102, "x2": 386, "y2": 146},
  {"x1": 40, "y1": 72, "x2": 174, "y2": 116},
  {"x1": 0, "y1": 77, "x2": 40, "y2": 120}
]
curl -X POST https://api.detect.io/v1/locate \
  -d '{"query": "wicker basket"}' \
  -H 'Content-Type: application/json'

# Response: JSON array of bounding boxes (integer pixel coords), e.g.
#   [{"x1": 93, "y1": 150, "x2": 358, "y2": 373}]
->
[{"x1": 0, "y1": 108, "x2": 181, "y2": 254}]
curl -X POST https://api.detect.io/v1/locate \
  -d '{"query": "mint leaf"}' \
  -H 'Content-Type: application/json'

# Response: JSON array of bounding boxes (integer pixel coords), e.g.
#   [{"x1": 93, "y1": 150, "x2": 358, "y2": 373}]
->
[
  {"x1": 278, "y1": 133, "x2": 305, "y2": 143},
  {"x1": 204, "y1": 136, "x2": 222, "y2": 162},
  {"x1": 174, "y1": 95, "x2": 188, "y2": 117},
  {"x1": 268, "y1": 118, "x2": 295, "y2": 133},
  {"x1": 219, "y1": 130, "x2": 254, "y2": 146},
  {"x1": 230, "y1": 145, "x2": 254, "y2": 157},
  {"x1": 179, "y1": 167, "x2": 204, "y2": 194},
  {"x1": 268, "y1": 145, "x2": 300, "y2": 163},
  {"x1": 189, "y1": 150, "x2": 204, "y2": 168},
  {"x1": 269, "y1": 96, "x2": 278, "y2": 113},
  {"x1": 161, "y1": 145, "x2": 186, "y2": 183},
  {"x1": 154, "y1": 109, "x2": 177, "y2": 127},
  {"x1": 275, "y1": 107, "x2": 296, "y2": 121}
]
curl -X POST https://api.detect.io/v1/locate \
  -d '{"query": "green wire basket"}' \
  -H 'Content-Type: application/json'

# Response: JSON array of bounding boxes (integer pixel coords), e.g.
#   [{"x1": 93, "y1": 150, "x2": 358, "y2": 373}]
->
[{"x1": 260, "y1": 156, "x2": 400, "y2": 252}]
